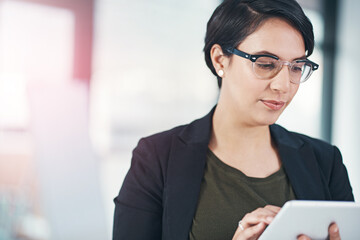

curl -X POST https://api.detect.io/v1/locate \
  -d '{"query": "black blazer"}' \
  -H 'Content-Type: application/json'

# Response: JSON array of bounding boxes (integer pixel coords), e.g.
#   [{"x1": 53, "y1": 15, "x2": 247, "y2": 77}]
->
[{"x1": 113, "y1": 108, "x2": 354, "y2": 240}]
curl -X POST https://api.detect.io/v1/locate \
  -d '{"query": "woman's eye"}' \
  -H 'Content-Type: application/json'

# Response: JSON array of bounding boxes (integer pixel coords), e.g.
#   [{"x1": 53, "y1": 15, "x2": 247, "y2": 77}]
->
[
  {"x1": 292, "y1": 64, "x2": 304, "y2": 72},
  {"x1": 256, "y1": 63, "x2": 275, "y2": 70},
  {"x1": 292, "y1": 67, "x2": 302, "y2": 72}
]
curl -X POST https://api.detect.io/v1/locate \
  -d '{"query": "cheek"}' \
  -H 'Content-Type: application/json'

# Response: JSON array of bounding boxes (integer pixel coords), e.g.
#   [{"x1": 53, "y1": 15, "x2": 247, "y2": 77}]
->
[
  {"x1": 230, "y1": 75, "x2": 261, "y2": 99},
  {"x1": 229, "y1": 69, "x2": 268, "y2": 100},
  {"x1": 225, "y1": 61, "x2": 268, "y2": 102},
  {"x1": 231, "y1": 64, "x2": 261, "y2": 90},
  {"x1": 227, "y1": 58, "x2": 253, "y2": 79},
  {"x1": 289, "y1": 85, "x2": 300, "y2": 99}
]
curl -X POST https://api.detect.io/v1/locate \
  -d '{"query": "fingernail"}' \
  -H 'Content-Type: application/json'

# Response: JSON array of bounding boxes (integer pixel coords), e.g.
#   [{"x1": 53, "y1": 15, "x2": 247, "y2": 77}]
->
[
  {"x1": 333, "y1": 226, "x2": 339, "y2": 233},
  {"x1": 266, "y1": 216, "x2": 274, "y2": 222},
  {"x1": 258, "y1": 222, "x2": 265, "y2": 228}
]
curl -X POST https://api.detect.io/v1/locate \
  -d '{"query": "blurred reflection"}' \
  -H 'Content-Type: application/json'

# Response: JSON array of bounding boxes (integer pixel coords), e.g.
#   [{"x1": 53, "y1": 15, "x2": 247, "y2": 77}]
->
[
  {"x1": 0, "y1": 136, "x2": 49, "y2": 240},
  {"x1": 0, "y1": 1, "x2": 76, "y2": 239}
]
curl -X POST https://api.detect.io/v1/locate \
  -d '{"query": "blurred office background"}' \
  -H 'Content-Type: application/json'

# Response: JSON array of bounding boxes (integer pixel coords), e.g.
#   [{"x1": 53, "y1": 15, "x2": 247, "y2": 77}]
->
[{"x1": 0, "y1": 0, "x2": 358, "y2": 239}]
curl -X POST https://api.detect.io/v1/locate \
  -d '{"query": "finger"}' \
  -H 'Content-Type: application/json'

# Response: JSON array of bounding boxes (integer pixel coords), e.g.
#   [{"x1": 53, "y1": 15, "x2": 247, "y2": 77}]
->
[
  {"x1": 264, "y1": 205, "x2": 281, "y2": 213},
  {"x1": 297, "y1": 234, "x2": 311, "y2": 240},
  {"x1": 232, "y1": 222, "x2": 263, "y2": 240},
  {"x1": 328, "y1": 223, "x2": 340, "y2": 240},
  {"x1": 242, "y1": 208, "x2": 278, "y2": 226},
  {"x1": 239, "y1": 222, "x2": 267, "y2": 240}
]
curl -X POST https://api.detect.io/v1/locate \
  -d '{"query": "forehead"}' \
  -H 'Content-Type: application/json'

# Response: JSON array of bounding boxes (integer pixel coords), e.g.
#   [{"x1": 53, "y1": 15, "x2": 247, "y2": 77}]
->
[{"x1": 238, "y1": 18, "x2": 305, "y2": 60}]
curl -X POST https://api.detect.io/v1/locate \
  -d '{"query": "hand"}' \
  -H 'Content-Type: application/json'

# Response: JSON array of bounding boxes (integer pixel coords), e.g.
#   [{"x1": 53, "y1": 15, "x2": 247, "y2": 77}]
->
[
  {"x1": 232, "y1": 205, "x2": 281, "y2": 240},
  {"x1": 297, "y1": 222, "x2": 341, "y2": 240}
]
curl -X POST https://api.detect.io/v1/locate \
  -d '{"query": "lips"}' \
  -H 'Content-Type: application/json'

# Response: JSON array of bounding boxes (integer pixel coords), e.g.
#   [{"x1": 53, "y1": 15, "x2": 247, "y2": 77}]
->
[{"x1": 261, "y1": 100, "x2": 286, "y2": 110}]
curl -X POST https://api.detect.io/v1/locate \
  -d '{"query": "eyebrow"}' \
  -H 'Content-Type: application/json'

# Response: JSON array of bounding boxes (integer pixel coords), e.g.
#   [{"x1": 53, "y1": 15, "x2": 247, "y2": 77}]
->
[{"x1": 252, "y1": 50, "x2": 307, "y2": 61}]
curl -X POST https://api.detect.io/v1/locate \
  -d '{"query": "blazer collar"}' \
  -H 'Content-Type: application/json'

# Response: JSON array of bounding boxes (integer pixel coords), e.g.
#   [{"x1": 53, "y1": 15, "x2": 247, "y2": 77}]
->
[
  {"x1": 164, "y1": 107, "x2": 214, "y2": 240},
  {"x1": 270, "y1": 124, "x2": 328, "y2": 200},
  {"x1": 164, "y1": 107, "x2": 326, "y2": 240},
  {"x1": 177, "y1": 106, "x2": 215, "y2": 144},
  {"x1": 269, "y1": 124, "x2": 304, "y2": 149}
]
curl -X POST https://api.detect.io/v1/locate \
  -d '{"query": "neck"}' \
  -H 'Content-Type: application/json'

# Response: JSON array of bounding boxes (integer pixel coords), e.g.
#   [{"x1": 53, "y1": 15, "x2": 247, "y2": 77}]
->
[{"x1": 209, "y1": 103, "x2": 272, "y2": 153}]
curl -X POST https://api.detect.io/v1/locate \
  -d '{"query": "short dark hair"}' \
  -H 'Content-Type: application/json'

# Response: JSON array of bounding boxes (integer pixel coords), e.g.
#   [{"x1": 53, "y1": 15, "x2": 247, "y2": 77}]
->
[{"x1": 204, "y1": 0, "x2": 315, "y2": 88}]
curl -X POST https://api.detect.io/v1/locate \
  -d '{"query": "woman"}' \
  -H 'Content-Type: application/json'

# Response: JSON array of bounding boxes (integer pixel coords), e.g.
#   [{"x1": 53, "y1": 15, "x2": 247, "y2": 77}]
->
[{"x1": 113, "y1": 0, "x2": 354, "y2": 239}]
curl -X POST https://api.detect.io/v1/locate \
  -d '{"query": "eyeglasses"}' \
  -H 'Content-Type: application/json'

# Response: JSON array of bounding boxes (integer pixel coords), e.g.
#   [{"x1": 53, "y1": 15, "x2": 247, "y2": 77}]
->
[{"x1": 226, "y1": 47, "x2": 319, "y2": 84}]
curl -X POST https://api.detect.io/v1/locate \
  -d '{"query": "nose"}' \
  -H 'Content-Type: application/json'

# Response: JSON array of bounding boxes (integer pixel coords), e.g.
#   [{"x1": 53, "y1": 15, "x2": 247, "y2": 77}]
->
[{"x1": 269, "y1": 65, "x2": 291, "y2": 93}]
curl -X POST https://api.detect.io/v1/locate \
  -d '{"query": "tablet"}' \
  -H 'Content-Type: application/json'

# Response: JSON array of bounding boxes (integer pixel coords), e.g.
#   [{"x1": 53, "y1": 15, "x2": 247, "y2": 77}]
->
[{"x1": 258, "y1": 200, "x2": 360, "y2": 240}]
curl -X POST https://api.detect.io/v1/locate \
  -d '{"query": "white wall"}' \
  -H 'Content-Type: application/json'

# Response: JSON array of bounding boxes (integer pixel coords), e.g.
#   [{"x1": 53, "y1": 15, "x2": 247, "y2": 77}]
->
[
  {"x1": 91, "y1": 0, "x2": 220, "y2": 235},
  {"x1": 29, "y1": 82, "x2": 108, "y2": 240},
  {"x1": 333, "y1": 0, "x2": 360, "y2": 201}
]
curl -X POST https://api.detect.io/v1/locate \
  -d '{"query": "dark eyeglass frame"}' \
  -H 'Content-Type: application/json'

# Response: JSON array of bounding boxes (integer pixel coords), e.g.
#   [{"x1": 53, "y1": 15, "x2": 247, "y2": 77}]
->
[{"x1": 226, "y1": 47, "x2": 319, "y2": 82}]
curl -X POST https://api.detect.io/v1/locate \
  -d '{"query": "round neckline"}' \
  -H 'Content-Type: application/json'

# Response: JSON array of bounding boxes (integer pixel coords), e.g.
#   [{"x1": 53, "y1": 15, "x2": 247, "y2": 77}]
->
[{"x1": 207, "y1": 149, "x2": 286, "y2": 184}]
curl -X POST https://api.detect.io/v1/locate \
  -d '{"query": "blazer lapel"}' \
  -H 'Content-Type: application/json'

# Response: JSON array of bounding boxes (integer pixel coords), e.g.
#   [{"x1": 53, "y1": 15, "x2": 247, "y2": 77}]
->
[
  {"x1": 163, "y1": 109, "x2": 214, "y2": 240},
  {"x1": 270, "y1": 125, "x2": 328, "y2": 200}
]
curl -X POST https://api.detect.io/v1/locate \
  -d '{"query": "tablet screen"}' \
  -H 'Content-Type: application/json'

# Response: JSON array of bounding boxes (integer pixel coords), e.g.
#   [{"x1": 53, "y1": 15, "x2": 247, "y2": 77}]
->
[{"x1": 258, "y1": 200, "x2": 360, "y2": 240}]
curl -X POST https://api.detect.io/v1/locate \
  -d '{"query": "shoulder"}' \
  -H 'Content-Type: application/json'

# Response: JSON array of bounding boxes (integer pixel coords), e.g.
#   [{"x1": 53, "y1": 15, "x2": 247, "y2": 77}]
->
[
  {"x1": 272, "y1": 124, "x2": 342, "y2": 175},
  {"x1": 136, "y1": 107, "x2": 214, "y2": 155},
  {"x1": 133, "y1": 124, "x2": 189, "y2": 164},
  {"x1": 272, "y1": 124, "x2": 354, "y2": 200},
  {"x1": 140, "y1": 124, "x2": 188, "y2": 147},
  {"x1": 271, "y1": 124, "x2": 340, "y2": 169},
  {"x1": 271, "y1": 124, "x2": 335, "y2": 152}
]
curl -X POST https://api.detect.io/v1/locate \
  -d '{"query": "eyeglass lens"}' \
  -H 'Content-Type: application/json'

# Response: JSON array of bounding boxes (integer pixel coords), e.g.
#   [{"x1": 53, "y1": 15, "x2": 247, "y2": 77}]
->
[{"x1": 253, "y1": 57, "x2": 313, "y2": 83}]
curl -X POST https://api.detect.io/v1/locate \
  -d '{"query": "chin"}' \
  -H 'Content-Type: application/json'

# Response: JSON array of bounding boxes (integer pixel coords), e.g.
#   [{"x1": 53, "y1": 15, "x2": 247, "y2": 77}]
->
[
  {"x1": 250, "y1": 102, "x2": 288, "y2": 126},
  {"x1": 254, "y1": 113, "x2": 281, "y2": 126}
]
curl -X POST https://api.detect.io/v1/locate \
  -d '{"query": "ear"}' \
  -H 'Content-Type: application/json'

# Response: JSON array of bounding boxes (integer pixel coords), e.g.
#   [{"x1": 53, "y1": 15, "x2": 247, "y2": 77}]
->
[{"x1": 210, "y1": 44, "x2": 230, "y2": 77}]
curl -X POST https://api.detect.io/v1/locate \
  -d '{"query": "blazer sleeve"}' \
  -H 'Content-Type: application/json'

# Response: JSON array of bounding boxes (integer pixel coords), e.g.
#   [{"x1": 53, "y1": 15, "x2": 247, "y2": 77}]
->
[
  {"x1": 327, "y1": 146, "x2": 354, "y2": 201},
  {"x1": 113, "y1": 138, "x2": 165, "y2": 240}
]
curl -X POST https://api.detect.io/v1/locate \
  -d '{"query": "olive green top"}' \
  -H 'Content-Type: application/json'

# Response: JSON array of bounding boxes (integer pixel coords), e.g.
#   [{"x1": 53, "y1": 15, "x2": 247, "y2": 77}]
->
[{"x1": 189, "y1": 149, "x2": 296, "y2": 240}]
